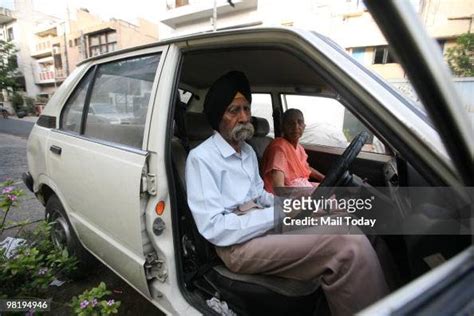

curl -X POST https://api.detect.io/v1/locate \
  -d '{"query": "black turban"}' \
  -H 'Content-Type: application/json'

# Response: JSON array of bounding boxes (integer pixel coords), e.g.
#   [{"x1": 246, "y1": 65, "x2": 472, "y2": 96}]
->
[{"x1": 203, "y1": 71, "x2": 252, "y2": 130}]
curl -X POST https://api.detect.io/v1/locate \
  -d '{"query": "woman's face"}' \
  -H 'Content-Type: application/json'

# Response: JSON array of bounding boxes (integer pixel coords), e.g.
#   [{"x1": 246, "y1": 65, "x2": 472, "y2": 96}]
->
[{"x1": 282, "y1": 112, "x2": 305, "y2": 144}]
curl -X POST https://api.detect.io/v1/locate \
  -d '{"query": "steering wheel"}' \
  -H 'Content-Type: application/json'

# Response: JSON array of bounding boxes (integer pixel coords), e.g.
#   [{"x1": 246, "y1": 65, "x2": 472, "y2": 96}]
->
[{"x1": 318, "y1": 131, "x2": 369, "y2": 188}]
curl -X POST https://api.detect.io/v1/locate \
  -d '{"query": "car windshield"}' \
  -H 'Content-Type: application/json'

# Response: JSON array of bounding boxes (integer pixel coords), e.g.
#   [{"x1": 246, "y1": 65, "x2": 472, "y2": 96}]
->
[{"x1": 310, "y1": 30, "x2": 434, "y2": 127}]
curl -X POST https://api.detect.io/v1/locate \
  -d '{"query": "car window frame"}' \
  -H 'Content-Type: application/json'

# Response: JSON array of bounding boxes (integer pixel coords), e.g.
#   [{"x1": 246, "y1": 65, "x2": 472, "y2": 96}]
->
[
  {"x1": 280, "y1": 92, "x2": 392, "y2": 156},
  {"x1": 364, "y1": 0, "x2": 473, "y2": 187},
  {"x1": 58, "y1": 46, "x2": 167, "y2": 152}
]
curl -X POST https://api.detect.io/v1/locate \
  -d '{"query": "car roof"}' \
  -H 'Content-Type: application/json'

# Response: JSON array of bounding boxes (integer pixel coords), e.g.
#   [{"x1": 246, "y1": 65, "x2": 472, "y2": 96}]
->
[{"x1": 77, "y1": 27, "x2": 312, "y2": 66}]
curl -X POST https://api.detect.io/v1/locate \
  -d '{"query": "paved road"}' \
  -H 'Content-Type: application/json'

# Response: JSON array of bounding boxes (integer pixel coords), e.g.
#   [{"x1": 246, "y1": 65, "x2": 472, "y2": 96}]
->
[
  {"x1": 0, "y1": 132, "x2": 44, "y2": 225},
  {"x1": 0, "y1": 119, "x2": 163, "y2": 315},
  {"x1": 0, "y1": 117, "x2": 35, "y2": 138}
]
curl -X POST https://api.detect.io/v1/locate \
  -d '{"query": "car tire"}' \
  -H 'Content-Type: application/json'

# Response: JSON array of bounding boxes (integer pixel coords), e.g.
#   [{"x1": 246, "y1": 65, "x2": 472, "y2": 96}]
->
[{"x1": 45, "y1": 195, "x2": 98, "y2": 279}]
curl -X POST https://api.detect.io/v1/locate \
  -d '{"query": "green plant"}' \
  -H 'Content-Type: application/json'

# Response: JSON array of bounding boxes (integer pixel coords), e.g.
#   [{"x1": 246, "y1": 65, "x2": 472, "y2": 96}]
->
[
  {"x1": 24, "y1": 96, "x2": 36, "y2": 114},
  {"x1": 0, "y1": 179, "x2": 23, "y2": 234},
  {"x1": 0, "y1": 221, "x2": 78, "y2": 298},
  {"x1": 445, "y1": 33, "x2": 474, "y2": 77},
  {"x1": 36, "y1": 95, "x2": 49, "y2": 103},
  {"x1": 0, "y1": 179, "x2": 78, "y2": 298},
  {"x1": 10, "y1": 92, "x2": 24, "y2": 112},
  {"x1": 71, "y1": 282, "x2": 121, "y2": 316},
  {"x1": 0, "y1": 40, "x2": 19, "y2": 92}
]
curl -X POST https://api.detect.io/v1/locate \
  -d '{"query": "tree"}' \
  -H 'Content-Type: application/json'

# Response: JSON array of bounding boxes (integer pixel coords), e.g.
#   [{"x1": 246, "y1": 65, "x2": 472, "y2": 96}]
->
[
  {"x1": 0, "y1": 40, "x2": 19, "y2": 91},
  {"x1": 445, "y1": 33, "x2": 474, "y2": 77}
]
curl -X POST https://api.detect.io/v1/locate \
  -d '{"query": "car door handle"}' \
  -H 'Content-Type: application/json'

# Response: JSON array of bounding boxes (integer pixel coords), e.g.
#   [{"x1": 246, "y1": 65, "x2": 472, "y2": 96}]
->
[{"x1": 50, "y1": 145, "x2": 62, "y2": 155}]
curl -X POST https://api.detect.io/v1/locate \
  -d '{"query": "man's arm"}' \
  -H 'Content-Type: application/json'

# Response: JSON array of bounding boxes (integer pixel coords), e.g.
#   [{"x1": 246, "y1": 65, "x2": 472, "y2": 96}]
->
[{"x1": 185, "y1": 152, "x2": 274, "y2": 247}]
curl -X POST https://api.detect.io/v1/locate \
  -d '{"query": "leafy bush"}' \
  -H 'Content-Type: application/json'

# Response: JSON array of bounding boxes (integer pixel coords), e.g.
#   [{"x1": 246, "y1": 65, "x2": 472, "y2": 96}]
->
[
  {"x1": 0, "y1": 222, "x2": 78, "y2": 298},
  {"x1": 24, "y1": 96, "x2": 36, "y2": 115},
  {"x1": 10, "y1": 92, "x2": 24, "y2": 112},
  {"x1": 71, "y1": 282, "x2": 121, "y2": 315},
  {"x1": 445, "y1": 33, "x2": 474, "y2": 77},
  {"x1": 0, "y1": 180, "x2": 78, "y2": 298},
  {"x1": 0, "y1": 179, "x2": 23, "y2": 233}
]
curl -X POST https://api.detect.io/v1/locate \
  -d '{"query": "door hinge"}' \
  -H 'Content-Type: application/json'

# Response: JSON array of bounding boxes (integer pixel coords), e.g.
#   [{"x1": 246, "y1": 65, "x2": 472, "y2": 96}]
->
[
  {"x1": 141, "y1": 173, "x2": 157, "y2": 195},
  {"x1": 145, "y1": 252, "x2": 167, "y2": 282}
]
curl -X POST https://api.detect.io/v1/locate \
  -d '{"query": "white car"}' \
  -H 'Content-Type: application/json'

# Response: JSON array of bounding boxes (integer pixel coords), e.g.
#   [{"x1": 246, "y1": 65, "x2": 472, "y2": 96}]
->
[{"x1": 23, "y1": 1, "x2": 472, "y2": 314}]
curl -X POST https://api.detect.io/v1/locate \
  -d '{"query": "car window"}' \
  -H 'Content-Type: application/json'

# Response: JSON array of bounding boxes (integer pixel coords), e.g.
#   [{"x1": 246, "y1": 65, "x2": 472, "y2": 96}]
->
[
  {"x1": 83, "y1": 54, "x2": 161, "y2": 148},
  {"x1": 251, "y1": 93, "x2": 274, "y2": 137},
  {"x1": 61, "y1": 70, "x2": 95, "y2": 133},
  {"x1": 283, "y1": 94, "x2": 387, "y2": 154}
]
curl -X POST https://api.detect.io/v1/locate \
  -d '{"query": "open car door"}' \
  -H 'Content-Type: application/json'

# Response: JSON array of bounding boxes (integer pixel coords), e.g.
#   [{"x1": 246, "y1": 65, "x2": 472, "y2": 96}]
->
[{"x1": 361, "y1": 1, "x2": 473, "y2": 314}]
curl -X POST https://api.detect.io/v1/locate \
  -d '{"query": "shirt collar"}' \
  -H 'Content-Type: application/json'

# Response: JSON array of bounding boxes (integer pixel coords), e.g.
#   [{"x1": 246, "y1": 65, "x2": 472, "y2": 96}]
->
[{"x1": 213, "y1": 132, "x2": 250, "y2": 159}]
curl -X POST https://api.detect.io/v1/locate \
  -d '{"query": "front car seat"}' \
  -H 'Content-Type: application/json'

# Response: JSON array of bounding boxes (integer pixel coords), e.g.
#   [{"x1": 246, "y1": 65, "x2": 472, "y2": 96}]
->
[{"x1": 171, "y1": 111, "x2": 325, "y2": 315}]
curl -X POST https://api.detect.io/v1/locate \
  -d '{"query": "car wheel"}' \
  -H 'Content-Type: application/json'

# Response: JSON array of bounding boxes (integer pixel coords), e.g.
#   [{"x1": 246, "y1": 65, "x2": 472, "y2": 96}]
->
[{"x1": 45, "y1": 195, "x2": 97, "y2": 279}]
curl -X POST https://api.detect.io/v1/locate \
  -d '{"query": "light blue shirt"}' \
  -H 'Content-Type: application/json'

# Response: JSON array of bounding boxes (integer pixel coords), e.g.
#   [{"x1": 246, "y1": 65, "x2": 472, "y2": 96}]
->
[{"x1": 185, "y1": 132, "x2": 275, "y2": 247}]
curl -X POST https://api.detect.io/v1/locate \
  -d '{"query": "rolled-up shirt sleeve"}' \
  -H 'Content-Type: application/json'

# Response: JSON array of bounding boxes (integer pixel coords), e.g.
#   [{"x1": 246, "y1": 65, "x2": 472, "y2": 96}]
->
[{"x1": 186, "y1": 152, "x2": 275, "y2": 247}]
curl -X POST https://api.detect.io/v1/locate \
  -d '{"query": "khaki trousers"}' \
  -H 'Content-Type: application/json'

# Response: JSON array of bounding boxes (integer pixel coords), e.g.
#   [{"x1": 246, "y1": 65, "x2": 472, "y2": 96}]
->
[{"x1": 216, "y1": 232, "x2": 389, "y2": 316}]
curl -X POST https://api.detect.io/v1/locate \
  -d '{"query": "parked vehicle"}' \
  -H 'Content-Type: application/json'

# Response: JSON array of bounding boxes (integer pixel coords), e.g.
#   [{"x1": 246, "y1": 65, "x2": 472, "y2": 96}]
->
[
  {"x1": 16, "y1": 110, "x2": 26, "y2": 119},
  {"x1": 23, "y1": 1, "x2": 472, "y2": 314}
]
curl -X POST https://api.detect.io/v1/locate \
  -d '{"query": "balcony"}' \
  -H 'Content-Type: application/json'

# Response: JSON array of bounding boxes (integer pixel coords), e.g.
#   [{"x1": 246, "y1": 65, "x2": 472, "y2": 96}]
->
[
  {"x1": 161, "y1": 0, "x2": 257, "y2": 28},
  {"x1": 31, "y1": 39, "x2": 53, "y2": 58},
  {"x1": 35, "y1": 70, "x2": 55, "y2": 84},
  {"x1": 0, "y1": 7, "x2": 15, "y2": 25},
  {"x1": 34, "y1": 23, "x2": 58, "y2": 37}
]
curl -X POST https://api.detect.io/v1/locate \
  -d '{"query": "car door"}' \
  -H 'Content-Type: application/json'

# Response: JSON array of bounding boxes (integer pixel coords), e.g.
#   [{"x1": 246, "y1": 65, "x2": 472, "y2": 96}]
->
[
  {"x1": 46, "y1": 47, "x2": 166, "y2": 297},
  {"x1": 360, "y1": 0, "x2": 473, "y2": 313}
]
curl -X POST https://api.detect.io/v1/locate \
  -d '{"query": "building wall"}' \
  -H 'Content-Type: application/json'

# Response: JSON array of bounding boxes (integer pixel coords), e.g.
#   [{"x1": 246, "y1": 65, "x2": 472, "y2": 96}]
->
[
  {"x1": 0, "y1": 0, "x2": 64, "y2": 100},
  {"x1": 158, "y1": 0, "x2": 473, "y2": 80},
  {"x1": 113, "y1": 18, "x2": 158, "y2": 50},
  {"x1": 10, "y1": 0, "x2": 40, "y2": 97},
  {"x1": 65, "y1": 9, "x2": 159, "y2": 73},
  {"x1": 421, "y1": 0, "x2": 474, "y2": 37}
]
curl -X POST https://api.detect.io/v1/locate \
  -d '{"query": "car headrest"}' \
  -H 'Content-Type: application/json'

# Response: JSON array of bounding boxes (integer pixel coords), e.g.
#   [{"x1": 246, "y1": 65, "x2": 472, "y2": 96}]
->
[
  {"x1": 185, "y1": 112, "x2": 214, "y2": 141},
  {"x1": 251, "y1": 116, "x2": 270, "y2": 137}
]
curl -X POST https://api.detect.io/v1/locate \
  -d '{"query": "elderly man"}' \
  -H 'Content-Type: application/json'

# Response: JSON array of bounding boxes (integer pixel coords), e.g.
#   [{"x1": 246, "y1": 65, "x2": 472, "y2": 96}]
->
[{"x1": 185, "y1": 71, "x2": 388, "y2": 315}]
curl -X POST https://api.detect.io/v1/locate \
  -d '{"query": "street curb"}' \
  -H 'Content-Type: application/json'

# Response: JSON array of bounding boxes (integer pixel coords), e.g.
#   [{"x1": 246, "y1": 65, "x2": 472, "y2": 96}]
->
[{"x1": 6, "y1": 116, "x2": 39, "y2": 123}]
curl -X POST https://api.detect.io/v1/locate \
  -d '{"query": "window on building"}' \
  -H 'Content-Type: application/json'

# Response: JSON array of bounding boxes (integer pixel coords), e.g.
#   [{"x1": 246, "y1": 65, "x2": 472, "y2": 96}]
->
[
  {"x1": 437, "y1": 39, "x2": 445, "y2": 54},
  {"x1": 373, "y1": 46, "x2": 396, "y2": 64},
  {"x1": 167, "y1": 0, "x2": 188, "y2": 9},
  {"x1": 346, "y1": 0, "x2": 367, "y2": 11},
  {"x1": 74, "y1": 38, "x2": 80, "y2": 46},
  {"x1": 176, "y1": 0, "x2": 188, "y2": 7},
  {"x1": 88, "y1": 31, "x2": 117, "y2": 57},
  {"x1": 69, "y1": 40, "x2": 73, "y2": 47},
  {"x1": 351, "y1": 47, "x2": 366, "y2": 63},
  {"x1": 54, "y1": 54, "x2": 63, "y2": 69},
  {"x1": 7, "y1": 28, "x2": 14, "y2": 41}
]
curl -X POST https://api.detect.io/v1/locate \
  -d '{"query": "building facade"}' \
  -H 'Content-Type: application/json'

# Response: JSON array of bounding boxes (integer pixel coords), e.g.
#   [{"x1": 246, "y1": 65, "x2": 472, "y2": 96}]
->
[
  {"x1": 0, "y1": 0, "x2": 159, "y2": 109},
  {"x1": 65, "y1": 8, "x2": 159, "y2": 76},
  {"x1": 158, "y1": 0, "x2": 473, "y2": 80}
]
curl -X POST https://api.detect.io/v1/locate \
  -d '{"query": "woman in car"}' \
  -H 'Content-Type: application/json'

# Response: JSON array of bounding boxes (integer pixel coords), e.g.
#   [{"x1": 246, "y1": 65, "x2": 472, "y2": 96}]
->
[{"x1": 262, "y1": 108, "x2": 325, "y2": 193}]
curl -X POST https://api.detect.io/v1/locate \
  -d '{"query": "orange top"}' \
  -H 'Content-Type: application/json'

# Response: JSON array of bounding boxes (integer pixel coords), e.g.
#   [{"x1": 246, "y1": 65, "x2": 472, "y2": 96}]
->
[{"x1": 261, "y1": 137, "x2": 316, "y2": 193}]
